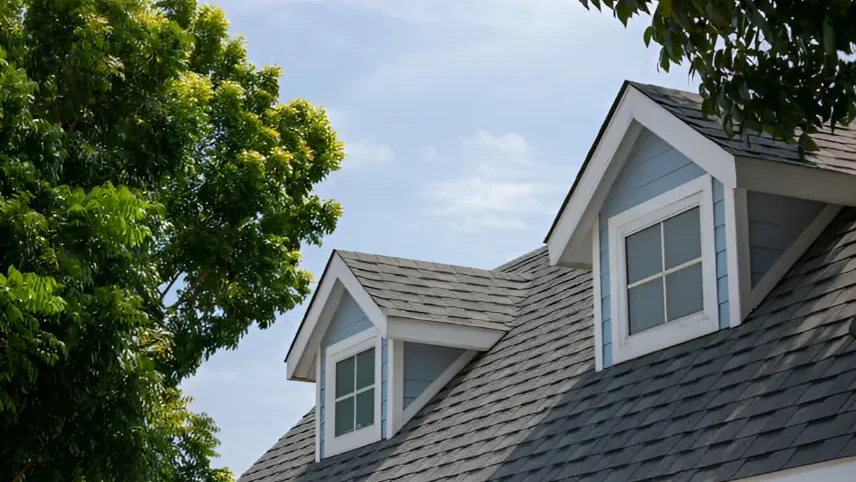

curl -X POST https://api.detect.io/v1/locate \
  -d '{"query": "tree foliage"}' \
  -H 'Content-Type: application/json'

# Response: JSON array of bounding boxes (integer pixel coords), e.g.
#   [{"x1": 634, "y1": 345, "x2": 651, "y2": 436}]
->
[
  {"x1": 582, "y1": 0, "x2": 856, "y2": 154},
  {"x1": 0, "y1": 0, "x2": 344, "y2": 480}
]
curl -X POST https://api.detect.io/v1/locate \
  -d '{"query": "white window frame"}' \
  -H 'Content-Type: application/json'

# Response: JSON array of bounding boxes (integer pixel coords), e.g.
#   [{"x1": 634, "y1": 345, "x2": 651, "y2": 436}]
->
[
  {"x1": 324, "y1": 329, "x2": 383, "y2": 458},
  {"x1": 608, "y1": 175, "x2": 718, "y2": 364}
]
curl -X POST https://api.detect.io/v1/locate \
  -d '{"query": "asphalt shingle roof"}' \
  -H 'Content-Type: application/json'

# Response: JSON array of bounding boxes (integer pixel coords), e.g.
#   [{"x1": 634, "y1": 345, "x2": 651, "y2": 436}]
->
[
  {"x1": 239, "y1": 208, "x2": 856, "y2": 482},
  {"x1": 631, "y1": 82, "x2": 856, "y2": 175},
  {"x1": 336, "y1": 250, "x2": 530, "y2": 331}
]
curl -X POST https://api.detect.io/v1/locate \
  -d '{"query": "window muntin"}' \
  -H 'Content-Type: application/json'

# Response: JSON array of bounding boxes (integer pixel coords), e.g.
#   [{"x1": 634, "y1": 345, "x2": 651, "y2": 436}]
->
[
  {"x1": 626, "y1": 207, "x2": 702, "y2": 334},
  {"x1": 333, "y1": 348, "x2": 375, "y2": 437}
]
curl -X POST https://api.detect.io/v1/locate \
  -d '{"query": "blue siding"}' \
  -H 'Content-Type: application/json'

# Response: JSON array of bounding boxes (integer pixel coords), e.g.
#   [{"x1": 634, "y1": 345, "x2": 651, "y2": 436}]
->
[
  {"x1": 318, "y1": 291, "x2": 375, "y2": 457},
  {"x1": 598, "y1": 129, "x2": 708, "y2": 368},
  {"x1": 713, "y1": 180, "x2": 730, "y2": 329},
  {"x1": 747, "y1": 192, "x2": 824, "y2": 288},
  {"x1": 403, "y1": 342, "x2": 463, "y2": 409}
]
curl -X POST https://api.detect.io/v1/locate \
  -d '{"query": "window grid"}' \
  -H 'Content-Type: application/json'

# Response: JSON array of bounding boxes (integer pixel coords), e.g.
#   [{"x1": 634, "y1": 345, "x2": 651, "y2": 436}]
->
[
  {"x1": 626, "y1": 206, "x2": 702, "y2": 325},
  {"x1": 334, "y1": 350, "x2": 375, "y2": 436}
]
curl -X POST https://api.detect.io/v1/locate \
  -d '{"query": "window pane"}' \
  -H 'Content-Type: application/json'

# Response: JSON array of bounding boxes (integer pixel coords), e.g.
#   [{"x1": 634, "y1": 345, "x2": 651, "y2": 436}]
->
[
  {"x1": 626, "y1": 224, "x2": 662, "y2": 284},
  {"x1": 628, "y1": 278, "x2": 665, "y2": 334},
  {"x1": 664, "y1": 207, "x2": 701, "y2": 269},
  {"x1": 666, "y1": 262, "x2": 704, "y2": 321},
  {"x1": 334, "y1": 396, "x2": 354, "y2": 436},
  {"x1": 355, "y1": 388, "x2": 375, "y2": 430},
  {"x1": 335, "y1": 356, "x2": 355, "y2": 397},
  {"x1": 356, "y1": 348, "x2": 375, "y2": 390}
]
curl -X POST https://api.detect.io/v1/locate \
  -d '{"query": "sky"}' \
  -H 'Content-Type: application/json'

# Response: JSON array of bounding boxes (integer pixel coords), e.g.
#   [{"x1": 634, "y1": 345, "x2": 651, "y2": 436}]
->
[{"x1": 182, "y1": 0, "x2": 695, "y2": 476}]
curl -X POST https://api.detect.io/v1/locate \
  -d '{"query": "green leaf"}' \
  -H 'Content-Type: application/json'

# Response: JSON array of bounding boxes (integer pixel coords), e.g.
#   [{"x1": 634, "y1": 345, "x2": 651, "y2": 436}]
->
[
  {"x1": 643, "y1": 26, "x2": 655, "y2": 46},
  {"x1": 657, "y1": 0, "x2": 672, "y2": 17}
]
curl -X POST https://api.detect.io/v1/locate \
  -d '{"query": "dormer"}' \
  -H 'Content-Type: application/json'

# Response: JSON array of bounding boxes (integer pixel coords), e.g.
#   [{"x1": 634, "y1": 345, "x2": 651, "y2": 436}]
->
[
  {"x1": 546, "y1": 81, "x2": 856, "y2": 370},
  {"x1": 285, "y1": 250, "x2": 528, "y2": 459}
]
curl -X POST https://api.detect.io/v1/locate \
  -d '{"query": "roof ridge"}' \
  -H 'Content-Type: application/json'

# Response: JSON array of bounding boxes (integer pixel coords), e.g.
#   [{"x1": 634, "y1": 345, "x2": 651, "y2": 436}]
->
[{"x1": 335, "y1": 249, "x2": 532, "y2": 281}]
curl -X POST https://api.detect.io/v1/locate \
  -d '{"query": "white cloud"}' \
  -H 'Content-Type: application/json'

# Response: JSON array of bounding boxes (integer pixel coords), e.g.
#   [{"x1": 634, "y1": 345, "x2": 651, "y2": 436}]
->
[
  {"x1": 422, "y1": 130, "x2": 568, "y2": 233},
  {"x1": 343, "y1": 139, "x2": 395, "y2": 170},
  {"x1": 417, "y1": 145, "x2": 443, "y2": 163}
]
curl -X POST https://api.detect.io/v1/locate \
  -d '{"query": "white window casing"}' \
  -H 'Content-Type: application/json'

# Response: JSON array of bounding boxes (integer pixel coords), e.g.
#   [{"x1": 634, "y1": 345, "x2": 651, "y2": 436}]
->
[
  {"x1": 324, "y1": 329, "x2": 383, "y2": 458},
  {"x1": 608, "y1": 175, "x2": 719, "y2": 364}
]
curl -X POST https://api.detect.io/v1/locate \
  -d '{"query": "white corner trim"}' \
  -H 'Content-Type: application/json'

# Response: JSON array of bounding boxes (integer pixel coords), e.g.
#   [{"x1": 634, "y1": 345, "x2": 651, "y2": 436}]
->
[
  {"x1": 547, "y1": 85, "x2": 737, "y2": 268},
  {"x1": 323, "y1": 332, "x2": 383, "y2": 458},
  {"x1": 386, "y1": 317, "x2": 505, "y2": 351},
  {"x1": 608, "y1": 176, "x2": 719, "y2": 364},
  {"x1": 287, "y1": 253, "x2": 387, "y2": 381},
  {"x1": 725, "y1": 187, "x2": 751, "y2": 328},
  {"x1": 592, "y1": 215, "x2": 604, "y2": 372},
  {"x1": 387, "y1": 339, "x2": 403, "y2": 438},
  {"x1": 314, "y1": 349, "x2": 321, "y2": 462},
  {"x1": 750, "y1": 204, "x2": 841, "y2": 311},
  {"x1": 736, "y1": 155, "x2": 856, "y2": 207},
  {"x1": 400, "y1": 350, "x2": 477, "y2": 429},
  {"x1": 734, "y1": 456, "x2": 856, "y2": 482}
]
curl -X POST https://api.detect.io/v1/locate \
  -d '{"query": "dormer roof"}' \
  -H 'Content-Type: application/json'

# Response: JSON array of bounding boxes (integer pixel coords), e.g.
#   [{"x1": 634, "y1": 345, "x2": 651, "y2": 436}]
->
[
  {"x1": 285, "y1": 250, "x2": 526, "y2": 381},
  {"x1": 335, "y1": 250, "x2": 529, "y2": 331}
]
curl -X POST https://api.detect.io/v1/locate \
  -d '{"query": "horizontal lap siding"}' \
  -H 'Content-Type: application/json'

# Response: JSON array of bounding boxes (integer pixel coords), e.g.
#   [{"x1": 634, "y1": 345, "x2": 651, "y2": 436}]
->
[
  {"x1": 747, "y1": 192, "x2": 824, "y2": 288},
  {"x1": 714, "y1": 180, "x2": 730, "y2": 329},
  {"x1": 599, "y1": 129, "x2": 707, "y2": 368},
  {"x1": 403, "y1": 342, "x2": 463, "y2": 409}
]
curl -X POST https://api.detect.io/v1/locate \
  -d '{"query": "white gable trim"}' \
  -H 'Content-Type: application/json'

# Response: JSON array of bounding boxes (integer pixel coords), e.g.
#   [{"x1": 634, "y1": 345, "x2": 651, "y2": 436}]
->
[
  {"x1": 734, "y1": 457, "x2": 856, "y2": 481},
  {"x1": 287, "y1": 253, "x2": 387, "y2": 382},
  {"x1": 749, "y1": 204, "x2": 841, "y2": 311},
  {"x1": 548, "y1": 86, "x2": 736, "y2": 268}
]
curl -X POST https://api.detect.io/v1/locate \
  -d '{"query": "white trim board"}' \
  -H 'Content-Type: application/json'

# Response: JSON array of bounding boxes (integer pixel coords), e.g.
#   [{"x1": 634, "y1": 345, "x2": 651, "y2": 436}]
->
[
  {"x1": 736, "y1": 155, "x2": 856, "y2": 207},
  {"x1": 607, "y1": 176, "x2": 719, "y2": 364},
  {"x1": 734, "y1": 457, "x2": 856, "y2": 481},
  {"x1": 749, "y1": 204, "x2": 842, "y2": 311},
  {"x1": 385, "y1": 317, "x2": 505, "y2": 351},
  {"x1": 592, "y1": 215, "x2": 604, "y2": 372},
  {"x1": 548, "y1": 85, "x2": 737, "y2": 268}
]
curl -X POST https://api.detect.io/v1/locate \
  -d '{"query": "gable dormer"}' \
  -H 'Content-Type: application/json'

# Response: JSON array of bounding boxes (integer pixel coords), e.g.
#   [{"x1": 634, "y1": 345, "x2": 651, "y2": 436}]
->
[
  {"x1": 285, "y1": 251, "x2": 527, "y2": 459},
  {"x1": 546, "y1": 81, "x2": 855, "y2": 370}
]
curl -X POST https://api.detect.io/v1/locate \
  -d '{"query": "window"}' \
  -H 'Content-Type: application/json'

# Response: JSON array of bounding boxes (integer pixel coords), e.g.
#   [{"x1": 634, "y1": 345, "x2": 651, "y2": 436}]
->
[
  {"x1": 334, "y1": 348, "x2": 375, "y2": 436},
  {"x1": 608, "y1": 176, "x2": 718, "y2": 364},
  {"x1": 626, "y1": 207, "x2": 703, "y2": 334},
  {"x1": 324, "y1": 330, "x2": 382, "y2": 457}
]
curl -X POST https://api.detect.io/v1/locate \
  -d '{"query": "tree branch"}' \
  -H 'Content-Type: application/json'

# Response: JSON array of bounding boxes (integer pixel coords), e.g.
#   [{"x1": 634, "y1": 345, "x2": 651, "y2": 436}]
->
[
  {"x1": 12, "y1": 447, "x2": 44, "y2": 482},
  {"x1": 168, "y1": 267, "x2": 211, "y2": 311}
]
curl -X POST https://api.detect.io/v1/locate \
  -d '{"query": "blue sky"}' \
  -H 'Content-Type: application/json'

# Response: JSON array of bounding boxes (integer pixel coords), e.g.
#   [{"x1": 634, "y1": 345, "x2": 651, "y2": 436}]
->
[{"x1": 183, "y1": 0, "x2": 694, "y2": 476}]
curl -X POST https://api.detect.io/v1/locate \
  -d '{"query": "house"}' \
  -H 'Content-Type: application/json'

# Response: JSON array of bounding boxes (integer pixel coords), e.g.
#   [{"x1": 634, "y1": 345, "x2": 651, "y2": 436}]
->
[{"x1": 238, "y1": 82, "x2": 856, "y2": 482}]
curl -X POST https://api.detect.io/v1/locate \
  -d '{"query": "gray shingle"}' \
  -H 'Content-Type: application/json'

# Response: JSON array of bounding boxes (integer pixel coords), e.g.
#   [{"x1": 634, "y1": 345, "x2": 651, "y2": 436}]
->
[{"x1": 239, "y1": 209, "x2": 856, "y2": 482}]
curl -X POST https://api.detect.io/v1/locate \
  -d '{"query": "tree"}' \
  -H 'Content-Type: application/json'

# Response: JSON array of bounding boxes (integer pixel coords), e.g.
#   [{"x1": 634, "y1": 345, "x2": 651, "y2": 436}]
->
[
  {"x1": 0, "y1": 0, "x2": 344, "y2": 480},
  {"x1": 582, "y1": 0, "x2": 856, "y2": 154}
]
